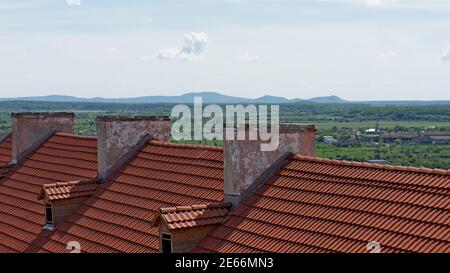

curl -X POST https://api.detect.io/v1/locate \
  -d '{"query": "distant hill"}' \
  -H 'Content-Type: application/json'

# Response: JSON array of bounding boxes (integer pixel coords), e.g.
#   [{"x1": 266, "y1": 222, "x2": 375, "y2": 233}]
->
[
  {"x1": 309, "y1": 95, "x2": 347, "y2": 103},
  {"x1": 0, "y1": 92, "x2": 308, "y2": 104},
  {"x1": 0, "y1": 92, "x2": 449, "y2": 105},
  {"x1": 0, "y1": 95, "x2": 83, "y2": 102}
]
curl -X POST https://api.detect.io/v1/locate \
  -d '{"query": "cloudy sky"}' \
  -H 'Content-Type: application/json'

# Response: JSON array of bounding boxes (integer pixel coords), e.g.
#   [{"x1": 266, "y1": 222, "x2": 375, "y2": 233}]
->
[{"x1": 0, "y1": 0, "x2": 449, "y2": 100}]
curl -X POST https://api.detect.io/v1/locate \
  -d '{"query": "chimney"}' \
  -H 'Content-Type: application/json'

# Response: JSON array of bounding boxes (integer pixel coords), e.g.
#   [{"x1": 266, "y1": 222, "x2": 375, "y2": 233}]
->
[
  {"x1": 96, "y1": 116, "x2": 171, "y2": 181},
  {"x1": 224, "y1": 123, "x2": 316, "y2": 208},
  {"x1": 11, "y1": 112, "x2": 75, "y2": 164}
]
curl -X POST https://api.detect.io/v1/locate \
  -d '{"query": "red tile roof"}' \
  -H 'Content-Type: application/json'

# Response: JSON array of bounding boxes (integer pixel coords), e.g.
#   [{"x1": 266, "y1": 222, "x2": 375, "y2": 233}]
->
[
  {"x1": 152, "y1": 203, "x2": 231, "y2": 230},
  {"x1": 0, "y1": 134, "x2": 12, "y2": 166},
  {"x1": 38, "y1": 180, "x2": 99, "y2": 201},
  {"x1": 0, "y1": 133, "x2": 98, "y2": 252},
  {"x1": 195, "y1": 155, "x2": 450, "y2": 253},
  {"x1": 38, "y1": 141, "x2": 224, "y2": 253},
  {"x1": 0, "y1": 165, "x2": 13, "y2": 178},
  {"x1": 1, "y1": 128, "x2": 448, "y2": 253}
]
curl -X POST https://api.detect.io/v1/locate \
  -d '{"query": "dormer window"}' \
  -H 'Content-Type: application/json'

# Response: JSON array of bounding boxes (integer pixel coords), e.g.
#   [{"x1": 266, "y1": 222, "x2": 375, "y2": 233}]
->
[
  {"x1": 37, "y1": 180, "x2": 99, "y2": 231},
  {"x1": 42, "y1": 203, "x2": 54, "y2": 231},
  {"x1": 152, "y1": 204, "x2": 231, "y2": 253},
  {"x1": 161, "y1": 233, "x2": 173, "y2": 253},
  {"x1": 45, "y1": 203, "x2": 53, "y2": 225}
]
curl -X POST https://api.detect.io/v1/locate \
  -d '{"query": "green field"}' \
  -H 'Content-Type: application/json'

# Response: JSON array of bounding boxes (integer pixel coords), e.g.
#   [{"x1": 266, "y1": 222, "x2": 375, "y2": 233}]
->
[
  {"x1": 310, "y1": 121, "x2": 450, "y2": 130},
  {"x1": 0, "y1": 101, "x2": 449, "y2": 169},
  {"x1": 316, "y1": 143, "x2": 450, "y2": 169}
]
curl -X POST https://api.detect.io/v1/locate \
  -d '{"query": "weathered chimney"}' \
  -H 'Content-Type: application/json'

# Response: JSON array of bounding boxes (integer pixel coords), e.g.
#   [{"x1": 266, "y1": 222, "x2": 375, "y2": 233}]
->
[
  {"x1": 11, "y1": 112, "x2": 75, "y2": 164},
  {"x1": 224, "y1": 123, "x2": 316, "y2": 208},
  {"x1": 96, "y1": 116, "x2": 171, "y2": 181}
]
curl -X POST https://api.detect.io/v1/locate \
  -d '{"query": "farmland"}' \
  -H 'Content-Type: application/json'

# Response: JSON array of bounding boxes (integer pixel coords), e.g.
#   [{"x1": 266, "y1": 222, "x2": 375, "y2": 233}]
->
[{"x1": 0, "y1": 101, "x2": 449, "y2": 169}]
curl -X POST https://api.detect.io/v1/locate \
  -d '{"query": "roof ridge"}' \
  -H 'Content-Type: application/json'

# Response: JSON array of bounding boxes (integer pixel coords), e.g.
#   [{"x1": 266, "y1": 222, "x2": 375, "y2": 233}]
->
[
  {"x1": 54, "y1": 132, "x2": 97, "y2": 140},
  {"x1": 293, "y1": 155, "x2": 450, "y2": 175},
  {"x1": 43, "y1": 180, "x2": 98, "y2": 189},
  {"x1": 160, "y1": 203, "x2": 231, "y2": 213},
  {"x1": 147, "y1": 140, "x2": 223, "y2": 151}
]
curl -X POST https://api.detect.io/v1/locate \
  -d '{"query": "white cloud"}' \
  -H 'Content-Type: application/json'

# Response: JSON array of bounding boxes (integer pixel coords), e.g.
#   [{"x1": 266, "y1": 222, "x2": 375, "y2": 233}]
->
[
  {"x1": 139, "y1": 56, "x2": 154, "y2": 61},
  {"x1": 442, "y1": 47, "x2": 450, "y2": 61},
  {"x1": 66, "y1": 0, "x2": 82, "y2": 6},
  {"x1": 105, "y1": 47, "x2": 119, "y2": 53},
  {"x1": 358, "y1": 0, "x2": 450, "y2": 11},
  {"x1": 240, "y1": 54, "x2": 259, "y2": 62},
  {"x1": 0, "y1": 2, "x2": 35, "y2": 11},
  {"x1": 366, "y1": 0, "x2": 382, "y2": 6},
  {"x1": 27, "y1": 74, "x2": 40, "y2": 81},
  {"x1": 377, "y1": 51, "x2": 398, "y2": 59},
  {"x1": 158, "y1": 48, "x2": 180, "y2": 60},
  {"x1": 18, "y1": 53, "x2": 29, "y2": 59},
  {"x1": 157, "y1": 32, "x2": 209, "y2": 61}
]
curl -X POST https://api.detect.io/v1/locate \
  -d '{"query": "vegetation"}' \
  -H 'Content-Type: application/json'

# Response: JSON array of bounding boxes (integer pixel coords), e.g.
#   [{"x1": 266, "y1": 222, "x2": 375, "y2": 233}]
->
[
  {"x1": 0, "y1": 101, "x2": 449, "y2": 169},
  {"x1": 316, "y1": 143, "x2": 450, "y2": 169}
]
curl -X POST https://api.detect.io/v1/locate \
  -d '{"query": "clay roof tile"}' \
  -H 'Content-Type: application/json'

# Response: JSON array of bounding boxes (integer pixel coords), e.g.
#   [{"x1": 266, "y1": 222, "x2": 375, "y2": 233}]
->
[
  {"x1": 195, "y1": 155, "x2": 450, "y2": 253},
  {"x1": 38, "y1": 180, "x2": 99, "y2": 201},
  {"x1": 152, "y1": 203, "x2": 231, "y2": 230}
]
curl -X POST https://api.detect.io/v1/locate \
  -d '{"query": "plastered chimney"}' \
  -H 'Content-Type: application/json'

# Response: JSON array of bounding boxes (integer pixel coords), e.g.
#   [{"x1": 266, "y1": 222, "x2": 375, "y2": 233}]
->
[
  {"x1": 96, "y1": 116, "x2": 171, "y2": 181},
  {"x1": 11, "y1": 112, "x2": 75, "y2": 164},
  {"x1": 224, "y1": 123, "x2": 316, "y2": 208}
]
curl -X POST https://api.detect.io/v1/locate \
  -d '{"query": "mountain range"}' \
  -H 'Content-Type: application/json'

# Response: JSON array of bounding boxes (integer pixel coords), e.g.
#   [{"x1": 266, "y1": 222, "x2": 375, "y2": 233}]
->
[{"x1": 0, "y1": 92, "x2": 448, "y2": 105}]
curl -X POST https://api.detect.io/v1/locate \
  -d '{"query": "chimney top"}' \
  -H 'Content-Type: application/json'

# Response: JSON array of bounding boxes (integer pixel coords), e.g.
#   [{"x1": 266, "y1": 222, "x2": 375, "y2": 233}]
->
[
  {"x1": 11, "y1": 112, "x2": 75, "y2": 164},
  {"x1": 224, "y1": 123, "x2": 316, "y2": 209},
  {"x1": 96, "y1": 115, "x2": 171, "y2": 181}
]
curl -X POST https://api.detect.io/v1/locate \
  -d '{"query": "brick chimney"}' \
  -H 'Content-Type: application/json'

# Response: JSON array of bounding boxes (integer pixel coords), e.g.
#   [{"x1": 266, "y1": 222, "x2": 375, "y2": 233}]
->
[
  {"x1": 224, "y1": 123, "x2": 316, "y2": 208},
  {"x1": 11, "y1": 112, "x2": 75, "y2": 164},
  {"x1": 96, "y1": 116, "x2": 171, "y2": 181}
]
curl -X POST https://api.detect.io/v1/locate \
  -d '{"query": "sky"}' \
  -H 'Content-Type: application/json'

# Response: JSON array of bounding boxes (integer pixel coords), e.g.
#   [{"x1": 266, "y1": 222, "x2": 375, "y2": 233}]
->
[{"x1": 0, "y1": 0, "x2": 449, "y2": 101}]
